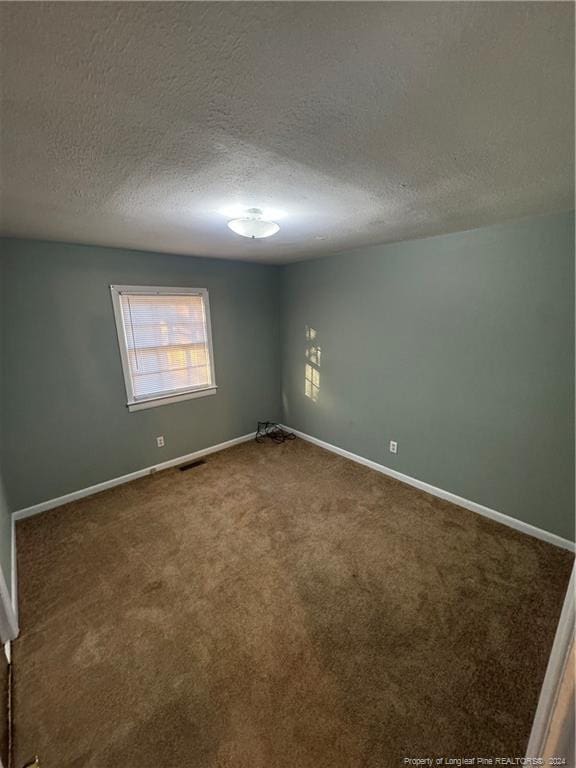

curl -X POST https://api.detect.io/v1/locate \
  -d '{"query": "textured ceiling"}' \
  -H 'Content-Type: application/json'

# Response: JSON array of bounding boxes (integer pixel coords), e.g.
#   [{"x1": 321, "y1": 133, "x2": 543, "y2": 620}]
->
[{"x1": 0, "y1": 2, "x2": 574, "y2": 263}]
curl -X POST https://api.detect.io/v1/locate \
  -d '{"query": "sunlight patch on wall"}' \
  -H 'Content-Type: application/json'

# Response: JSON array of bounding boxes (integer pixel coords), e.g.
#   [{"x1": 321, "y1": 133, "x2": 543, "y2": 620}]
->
[{"x1": 305, "y1": 325, "x2": 321, "y2": 402}]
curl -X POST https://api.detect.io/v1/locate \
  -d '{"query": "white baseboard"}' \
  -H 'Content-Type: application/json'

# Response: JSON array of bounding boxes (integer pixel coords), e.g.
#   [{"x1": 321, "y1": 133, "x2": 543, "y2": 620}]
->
[
  {"x1": 283, "y1": 426, "x2": 575, "y2": 552},
  {"x1": 0, "y1": 558, "x2": 17, "y2": 644},
  {"x1": 10, "y1": 516, "x2": 17, "y2": 628},
  {"x1": 13, "y1": 432, "x2": 256, "y2": 522}
]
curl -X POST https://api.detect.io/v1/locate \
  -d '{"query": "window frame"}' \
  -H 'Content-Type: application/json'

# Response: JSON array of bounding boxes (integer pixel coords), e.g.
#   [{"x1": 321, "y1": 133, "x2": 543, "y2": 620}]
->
[{"x1": 110, "y1": 284, "x2": 217, "y2": 412}]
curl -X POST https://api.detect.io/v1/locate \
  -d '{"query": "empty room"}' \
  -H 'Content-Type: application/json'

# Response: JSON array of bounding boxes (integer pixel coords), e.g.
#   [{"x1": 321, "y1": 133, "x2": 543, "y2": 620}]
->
[{"x1": 0, "y1": 2, "x2": 574, "y2": 766}]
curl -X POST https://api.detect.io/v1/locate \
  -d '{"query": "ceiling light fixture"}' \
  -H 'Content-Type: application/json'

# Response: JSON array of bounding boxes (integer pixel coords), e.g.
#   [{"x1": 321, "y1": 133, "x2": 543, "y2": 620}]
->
[{"x1": 227, "y1": 208, "x2": 280, "y2": 239}]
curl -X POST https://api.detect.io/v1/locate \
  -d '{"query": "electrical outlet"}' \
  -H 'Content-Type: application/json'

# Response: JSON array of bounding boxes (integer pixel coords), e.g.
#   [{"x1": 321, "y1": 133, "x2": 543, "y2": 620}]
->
[
  {"x1": 389, "y1": 440, "x2": 398, "y2": 454},
  {"x1": 156, "y1": 436, "x2": 165, "y2": 448}
]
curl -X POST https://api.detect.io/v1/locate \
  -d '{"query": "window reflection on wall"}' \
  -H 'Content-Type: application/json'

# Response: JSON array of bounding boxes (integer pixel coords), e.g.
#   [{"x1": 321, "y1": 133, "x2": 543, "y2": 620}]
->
[{"x1": 305, "y1": 325, "x2": 321, "y2": 402}]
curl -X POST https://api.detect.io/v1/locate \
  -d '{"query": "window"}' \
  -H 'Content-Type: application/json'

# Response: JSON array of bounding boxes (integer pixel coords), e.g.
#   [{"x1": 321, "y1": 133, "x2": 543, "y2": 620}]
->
[{"x1": 110, "y1": 285, "x2": 217, "y2": 411}]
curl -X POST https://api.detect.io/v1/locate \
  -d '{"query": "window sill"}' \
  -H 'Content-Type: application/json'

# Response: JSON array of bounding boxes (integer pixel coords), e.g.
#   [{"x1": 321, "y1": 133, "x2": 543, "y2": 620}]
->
[{"x1": 128, "y1": 386, "x2": 217, "y2": 412}]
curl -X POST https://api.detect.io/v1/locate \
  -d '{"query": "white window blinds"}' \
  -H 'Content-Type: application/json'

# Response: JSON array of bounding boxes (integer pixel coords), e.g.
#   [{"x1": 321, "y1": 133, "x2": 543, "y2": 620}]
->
[{"x1": 111, "y1": 286, "x2": 216, "y2": 411}]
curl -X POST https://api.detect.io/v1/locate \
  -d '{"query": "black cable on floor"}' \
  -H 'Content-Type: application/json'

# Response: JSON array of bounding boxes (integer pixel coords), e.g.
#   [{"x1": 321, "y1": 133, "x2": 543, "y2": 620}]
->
[{"x1": 255, "y1": 421, "x2": 296, "y2": 444}]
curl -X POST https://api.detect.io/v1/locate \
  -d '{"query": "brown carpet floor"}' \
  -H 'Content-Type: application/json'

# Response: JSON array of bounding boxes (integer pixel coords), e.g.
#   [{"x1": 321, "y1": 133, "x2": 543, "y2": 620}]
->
[{"x1": 12, "y1": 438, "x2": 573, "y2": 767}]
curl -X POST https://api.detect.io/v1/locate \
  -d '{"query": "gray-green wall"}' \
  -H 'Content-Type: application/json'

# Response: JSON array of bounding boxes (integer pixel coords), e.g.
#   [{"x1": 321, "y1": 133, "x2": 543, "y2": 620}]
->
[
  {"x1": 1, "y1": 239, "x2": 281, "y2": 510},
  {"x1": 1, "y1": 212, "x2": 574, "y2": 543},
  {"x1": 0, "y1": 251, "x2": 12, "y2": 596},
  {"x1": 281, "y1": 211, "x2": 575, "y2": 541}
]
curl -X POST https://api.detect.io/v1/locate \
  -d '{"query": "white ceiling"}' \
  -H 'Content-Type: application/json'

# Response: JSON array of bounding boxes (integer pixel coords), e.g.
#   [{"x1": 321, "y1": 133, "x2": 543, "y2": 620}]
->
[{"x1": 0, "y1": 2, "x2": 573, "y2": 264}]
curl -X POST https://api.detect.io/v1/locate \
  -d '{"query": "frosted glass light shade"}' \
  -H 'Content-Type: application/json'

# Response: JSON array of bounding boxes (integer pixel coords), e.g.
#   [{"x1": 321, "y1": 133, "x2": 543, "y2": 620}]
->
[{"x1": 227, "y1": 216, "x2": 280, "y2": 239}]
